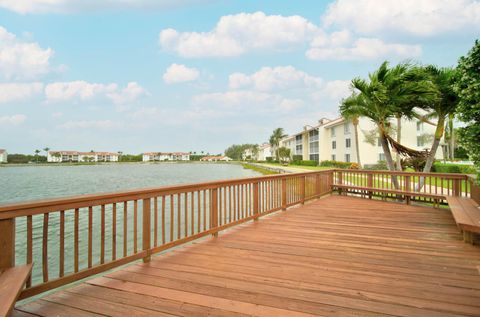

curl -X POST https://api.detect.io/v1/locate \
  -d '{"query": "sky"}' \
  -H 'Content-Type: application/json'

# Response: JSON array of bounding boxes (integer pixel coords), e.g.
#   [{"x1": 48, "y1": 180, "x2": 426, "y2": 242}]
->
[{"x1": 0, "y1": 0, "x2": 479, "y2": 155}]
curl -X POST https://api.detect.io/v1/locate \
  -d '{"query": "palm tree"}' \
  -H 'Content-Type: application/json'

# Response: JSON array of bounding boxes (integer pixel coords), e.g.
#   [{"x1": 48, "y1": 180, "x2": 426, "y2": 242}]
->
[
  {"x1": 34, "y1": 149, "x2": 40, "y2": 163},
  {"x1": 419, "y1": 66, "x2": 458, "y2": 173},
  {"x1": 269, "y1": 128, "x2": 287, "y2": 161},
  {"x1": 43, "y1": 147, "x2": 50, "y2": 155}
]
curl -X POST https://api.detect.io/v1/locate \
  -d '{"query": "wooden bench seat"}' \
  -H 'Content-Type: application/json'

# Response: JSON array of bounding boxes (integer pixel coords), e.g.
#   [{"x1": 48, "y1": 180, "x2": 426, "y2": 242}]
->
[
  {"x1": 446, "y1": 197, "x2": 480, "y2": 244},
  {"x1": 332, "y1": 184, "x2": 445, "y2": 206},
  {"x1": 0, "y1": 264, "x2": 32, "y2": 317}
]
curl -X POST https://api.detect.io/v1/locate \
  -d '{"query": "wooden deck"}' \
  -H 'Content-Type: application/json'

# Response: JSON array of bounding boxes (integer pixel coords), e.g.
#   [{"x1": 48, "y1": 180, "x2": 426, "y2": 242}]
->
[{"x1": 13, "y1": 196, "x2": 480, "y2": 317}]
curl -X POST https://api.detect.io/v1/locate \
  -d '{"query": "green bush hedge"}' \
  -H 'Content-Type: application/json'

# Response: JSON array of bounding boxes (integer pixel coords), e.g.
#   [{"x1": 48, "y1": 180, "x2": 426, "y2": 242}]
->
[
  {"x1": 291, "y1": 159, "x2": 318, "y2": 166},
  {"x1": 432, "y1": 162, "x2": 476, "y2": 174},
  {"x1": 319, "y1": 160, "x2": 351, "y2": 168}
]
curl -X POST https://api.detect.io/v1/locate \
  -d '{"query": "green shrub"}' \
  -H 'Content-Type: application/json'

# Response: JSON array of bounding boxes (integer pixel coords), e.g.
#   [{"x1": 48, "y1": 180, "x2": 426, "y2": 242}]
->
[
  {"x1": 291, "y1": 160, "x2": 318, "y2": 166},
  {"x1": 291, "y1": 155, "x2": 302, "y2": 161},
  {"x1": 363, "y1": 161, "x2": 388, "y2": 170},
  {"x1": 319, "y1": 160, "x2": 351, "y2": 168},
  {"x1": 266, "y1": 157, "x2": 273, "y2": 162},
  {"x1": 432, "y1": 162, "x2": 477, "y2": 174}
]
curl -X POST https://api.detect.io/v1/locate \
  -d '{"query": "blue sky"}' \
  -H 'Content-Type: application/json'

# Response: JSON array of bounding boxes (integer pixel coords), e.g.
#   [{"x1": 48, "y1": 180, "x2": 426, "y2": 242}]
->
[{"x1": 1, "y1": 0, "x2": 479, "y2": 154}]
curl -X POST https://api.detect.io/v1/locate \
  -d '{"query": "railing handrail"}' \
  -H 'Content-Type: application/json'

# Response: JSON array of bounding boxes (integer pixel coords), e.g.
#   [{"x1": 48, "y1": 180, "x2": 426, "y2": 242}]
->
[
  {"x1": 333, "y1": 168, "x2": 470, "y2": 179},
  {"x1": 0, "y1": 170, "x2": 333, "y2": 218}
]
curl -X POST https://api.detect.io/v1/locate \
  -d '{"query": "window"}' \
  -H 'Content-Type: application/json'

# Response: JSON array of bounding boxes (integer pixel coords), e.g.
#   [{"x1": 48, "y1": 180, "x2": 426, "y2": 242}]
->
[
  {"x1": 417, "y1": 136, "x2": 424, "y2": 147},
  {"x1": 379, "y1": 153, "x2": 386, "y2": 161},
  {"x1": 332, "y1": 154, "x2": 336, "y2": 161},
  {"x1": 309, "y1": 141, "x2": 319, "y2": 154},
  {"x1": 309, "y1": 129, "x2": 319, "y2": 142},
  {"x1": 295, "y1": 144, "x2": 302, "y2": 155},
  {"x1": 332, "y1": 141, "x2": 336, "y2": 149},
  {"x1": 344, "y1": 123, "x2": 350, "y2": 134},
  {"x1": 417, "y1": 121, "x2": 423, "y2": 131},
  {"x1": 331, "y1": 127, "x2": 336, "y2": 137},
  {"x1": 346, "y1": 138, "x2": 351, "y2": 148},
  {"x1": 295, "y1": 134, "x2": 302, "y2": 144},
  {"x1": 309, "y1": 154, "x2": 319, "y2": 161},
  {"x1": 345, "y1": 154, "x2": 350, "y2": 162}
]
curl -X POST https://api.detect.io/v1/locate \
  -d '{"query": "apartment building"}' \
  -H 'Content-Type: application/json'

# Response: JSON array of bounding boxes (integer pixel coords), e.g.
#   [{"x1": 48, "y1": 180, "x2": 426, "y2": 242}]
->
[
  {"x1": 142, "y1": 152, "x2": 190, "y2": 162},
  {"x1": 200, "y1": 156, "x2": 232, "y2": 162},
  {"x1": 0, "y1": 149, "x2": 7, "y2": 163},
  {"x1": 257, "y1": 143, "x2": 273, "y2": 161},
  {"x1": 47, "y1": 151, "x2": 119, "y2": 162},
  {"x1": 268, "y1": 116, "x2": 443, "y2": 166}
]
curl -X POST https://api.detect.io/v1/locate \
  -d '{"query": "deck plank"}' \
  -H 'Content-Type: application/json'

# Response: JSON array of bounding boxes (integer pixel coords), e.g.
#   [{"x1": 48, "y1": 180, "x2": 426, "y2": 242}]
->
[{"x1": 15, "y1": 196, "x2": 480, "y2": 317}]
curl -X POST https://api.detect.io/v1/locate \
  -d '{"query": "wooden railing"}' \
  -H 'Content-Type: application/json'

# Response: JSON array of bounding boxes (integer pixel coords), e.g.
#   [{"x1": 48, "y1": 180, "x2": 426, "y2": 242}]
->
[
  {"x1": 332, "y1": 169, "x2": 472, "y2": 204},
  {"x1": 0, "y1": 170, "x2": 333, "y2": 300},
  {"x1": 468, "y1": 176, "x2": 480, "y2": 205}
]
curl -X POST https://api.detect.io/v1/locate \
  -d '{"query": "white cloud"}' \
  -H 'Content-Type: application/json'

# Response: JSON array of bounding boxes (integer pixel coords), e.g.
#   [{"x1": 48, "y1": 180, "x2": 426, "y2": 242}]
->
[
  {"x1": 0, "y1": 82, "x2": 43, "y2": 103},
  {"x1": 192, "y1": 90, "x2": 304, "y2": 113},
  {"x1": 0, "y1": 26, "x2": 54, "y2": 79},
  {"x1": 322, "y1": 0, "x2": 480, "y2": 36},
  {"x1": 306, "y1": 37, "x2": 421, "y2": 61},
  {"x1": 311, "y1": 80, "x2": 351, "y2": 102},
  {"x1": 106, "y1": 82, "x2": 148, "y2": 104},
  {"x1": 229, "y1": 66, "x2": 322, "y2": 91},
  {"x1": 0, "y1": 114, "x2": 26, "y2": 125},
  {"x1": 44, "y1": 81, "x2": 147, "y2": 104},
  {"x1": 57, "y1": 120, "x2": 119, "y2": 130},
  {"x1": 159, "y1": 11, "x2": 319, "y2": 57},
  {"x1": 163, "y1": 63, "x2": 199, "y2": 84},
  {"x1": 45, "y1": 81, "x2": 117, "y2": 102},
  {"x1": 0, "y1": 0, "x2": 207, "y2": 14}
]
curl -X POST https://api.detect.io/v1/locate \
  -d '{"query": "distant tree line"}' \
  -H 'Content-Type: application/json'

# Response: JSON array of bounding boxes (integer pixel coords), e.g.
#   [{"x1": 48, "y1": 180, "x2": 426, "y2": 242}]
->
[
  {"x1": 7, "y1": 154, "x2": 47, "y2": 163},
  {"x1": 224, "y1": 144, "x2": 257, "y2": 160}
]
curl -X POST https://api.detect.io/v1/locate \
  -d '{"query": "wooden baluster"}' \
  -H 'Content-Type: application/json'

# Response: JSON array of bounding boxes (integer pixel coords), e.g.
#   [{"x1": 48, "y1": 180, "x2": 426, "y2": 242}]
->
[
  {"x1": 59, "y1": 210, "x2": 65, "y2": 277},
  {"x1": 74, "y1": 208, "x2": 79, "y2": 273},
  {"x1": 26, "y1": 215, "x2": 32, "y2": 287},
  {"x1": 191, "y1": 192, "x2": 195, "y2": 235},
  {"x1": 367, "y1": 174, "x2": 373, "y2": 199},
  {"x1": 184, "y1": 193, "x2": 188, "y2": 237},
  {"x1": 229, "y1": 186, "x2": 233, "y2": 223},
  {"x1": 134, "y1": 200, "x2": 138, "y2": 253},
  {"x1": 211, "y1": 188, "x2": 218, "y2": 237},
  {"x1": 196, "y1": 191, "x2": 200, "y2": 233},
  {"x1": 123, "y1": 202, "x2": 127, "y2": 257},
  {"x1": 241, "y1": 184, "x2": 245, "y2": 218},
  {"x1": 170, "y1": 195, "x2": 174, "y2": 242},
  {"x1": 162, "y1": 196, "x2": 166, "y2": 244},
  {"x1": 154, "y1": 197, "x2": 158, "y2": 247},
  {"x1": 142, "y1": 198, "x2": 151, "y2": 263},
  {"x1": 112, "y1": 203, "x2": 117, "y2": 261},
  {"x1": 203, "y1": 191, "x2": 206, "y2": 231},
  {"x1": 42, "y1": 213, "x2": 49, "y2": 282},
  {"x1": 282, "y1": 178, "x2": 287, "y2": 210},
  {"x1": 177, "y1": 194, "x2": 181, "y2": 239},
  {"x1": 233, "y1": 186, "x2": 237, "y2": 221},
  {"x1": 453, "y1": 179, "x2": 460, "y2": 196},
  {"x1": 301, "y1": 176, "x2": 306, "y2": 204},
  {"x1": 253, "y1": 182, "x2": 259, "y2": 220},
  {"x1": 88, "y1": 206, "x2": 93, "y2": 268},
  {"x1": 0, "y1": 218, "x2": 15, "y2": 269},
  {"x1": 101, "y1": 204, "x2": 105, "y2": 264}
]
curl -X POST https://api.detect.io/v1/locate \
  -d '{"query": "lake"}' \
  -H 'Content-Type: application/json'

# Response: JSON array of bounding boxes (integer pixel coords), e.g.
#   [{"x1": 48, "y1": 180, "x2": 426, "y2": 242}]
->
[
  {"x1": 0, "y1": 163, "x2": 261, "y2": 286},
  {"x1": 0, "y1": 162, "x2": 260, "y2": 204}
]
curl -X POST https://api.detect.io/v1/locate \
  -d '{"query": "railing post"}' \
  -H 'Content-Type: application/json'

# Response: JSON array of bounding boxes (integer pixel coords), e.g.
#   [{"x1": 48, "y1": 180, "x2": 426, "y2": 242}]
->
[
  {"x1": 338, "y1": 171, "x2": 343, "y2": 195},
  {"x1": 367, "y1": 174, "x2": 373, "y2": 199},
  {"x1": 142, "y1": 198, "x2": 151, "y2": 263},
  {"x1": 282, "y1": 177, "x2": 287, "y2": 210},
  {"x1": 253, "y1": 182, "x2": 259, "y2": 220},
  {"x1": 301, "y1": 176, "x2": 306, "y2": 204},
  {"x1": 211, "y1": 188, "x2": 219, "y2": 235},
  {"x1": 405, "y1": 176, "x2": 411, "y2": 204},
  {"x1": 0, "y1": 218, "x2": 15, "y2": 268},
  {"x1": 453, "y1": 179, "x2": 460, "y2": 197}
]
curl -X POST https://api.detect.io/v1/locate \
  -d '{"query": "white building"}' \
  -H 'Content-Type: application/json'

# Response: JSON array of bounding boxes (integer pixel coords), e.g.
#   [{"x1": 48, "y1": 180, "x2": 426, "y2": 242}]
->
[
  {"x1": 200, "y1": 156, "x2": 232, "y2": 162},
  {"x1": 256, "y1": 143, "x2": 273, "y2": 161},
  {"x1": 142, "y1": 152, "x2": 190, "y2": 162},
  {"x1": 0, "y1": 149, "x2": 7, "y2": 163},
  {"x1": 277, "y1": 116, "x2": 442, "y2": 166},
  {"x1": 47, "y1": 151, "x2": 119, "y2": 163}
]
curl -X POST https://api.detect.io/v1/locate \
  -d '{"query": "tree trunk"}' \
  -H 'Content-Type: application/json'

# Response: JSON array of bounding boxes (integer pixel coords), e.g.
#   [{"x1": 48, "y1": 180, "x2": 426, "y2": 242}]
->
[
  {"x1": 395, "y1": 115, "x2": 402, "y2": 171},
  {"x1": 417, "y1": 116, "x2": 445, "y2": 190},
  {"x1": 449, "y1": 114, "x2": 455, "y2": 160},
  {"x1": 353, "y1": 118, "x2": 361, "y2": 167},
  {"x1": 379, "y1": 126, "x2": 400, "y2": 189}
]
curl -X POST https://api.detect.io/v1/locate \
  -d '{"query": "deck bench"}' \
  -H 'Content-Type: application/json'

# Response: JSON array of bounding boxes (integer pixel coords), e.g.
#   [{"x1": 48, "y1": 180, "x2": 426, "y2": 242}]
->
[
  {"x1": 446, "y1": 197, "x2": 480, "y2": 244},
  {"x1": 0, "y1": 264, "x2": 32, "y2": 317},
  {"x1": 332, "y1": 184, "x2": 445, "y2": 207}
]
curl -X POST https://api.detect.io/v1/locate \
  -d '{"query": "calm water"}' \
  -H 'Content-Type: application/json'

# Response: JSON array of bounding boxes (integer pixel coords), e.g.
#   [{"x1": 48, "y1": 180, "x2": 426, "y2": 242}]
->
[
  {"x1": 0, "y1": 163, "x2": 260, "y2": 286},
  {"x1": 0, "y1": 162, "x2": 260, "y2": 204}
]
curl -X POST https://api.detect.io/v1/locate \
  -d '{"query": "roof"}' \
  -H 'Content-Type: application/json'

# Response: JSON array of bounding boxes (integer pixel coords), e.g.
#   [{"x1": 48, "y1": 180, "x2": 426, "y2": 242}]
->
[
  {"x1": 49, "y1": 151, "x2": 118, "y2": 156},
  {"x1": 143, "y1": 152, "x2": 190, "y2": 156},
  {"x1": 0, "y1": 149, "x2": 5, "y2": 154}
]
